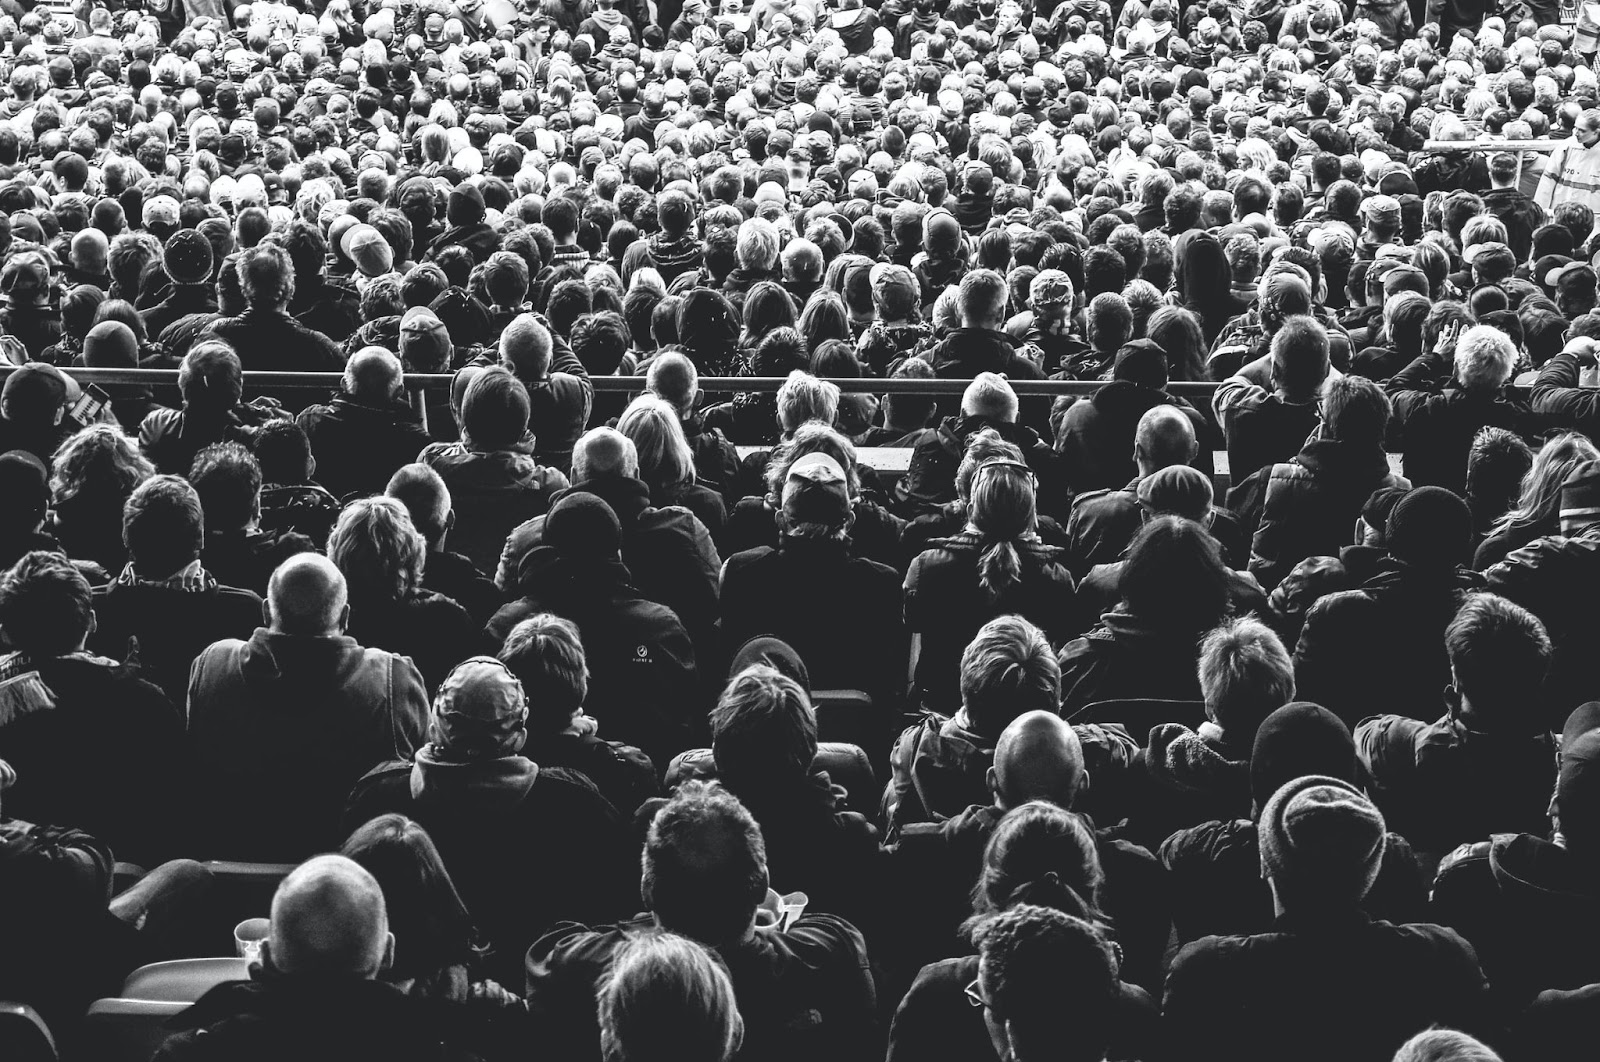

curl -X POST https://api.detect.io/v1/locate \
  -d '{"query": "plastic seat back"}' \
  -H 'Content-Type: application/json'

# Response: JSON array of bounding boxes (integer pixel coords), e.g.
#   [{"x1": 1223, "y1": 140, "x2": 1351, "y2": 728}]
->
[{"x1": 0, "y1": 1001, "x2": 56, "y2": 1062}]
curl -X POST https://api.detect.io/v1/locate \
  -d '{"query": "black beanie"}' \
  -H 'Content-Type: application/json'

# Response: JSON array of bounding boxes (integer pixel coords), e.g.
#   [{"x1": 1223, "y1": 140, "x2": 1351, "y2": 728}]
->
[
  {"x1": 1386, "y1": 485, "x2": 1472, "y2": 568},
  {"x1": 1249, "y1": 702, "x2": 1357, "y2": 813},
  {"x1": 544, "y1": 491, "x2": 622, "y2": 561},
  {"x1": 446, "y1": 181, "x2": 485, "y2": 227}
]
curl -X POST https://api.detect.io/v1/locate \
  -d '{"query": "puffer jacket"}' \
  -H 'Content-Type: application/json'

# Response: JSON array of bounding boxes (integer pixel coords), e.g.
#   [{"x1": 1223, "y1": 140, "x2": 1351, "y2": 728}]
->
[
  {"x1": 419, "y1": 442, "x2": 569, "y2": 573},
  {"x1": 1357, "y1": 713, "x2": 1556, "y2": 859},
  {"x1": 186, "y1": 628, "x2": 430, "y2": 859},
  {"x1": 1246, "y1": 437, "x2": 1410, "y2": 590},
  {"x1": 1431, "y1": 832, "x2": 1600, "y2": 1007}
]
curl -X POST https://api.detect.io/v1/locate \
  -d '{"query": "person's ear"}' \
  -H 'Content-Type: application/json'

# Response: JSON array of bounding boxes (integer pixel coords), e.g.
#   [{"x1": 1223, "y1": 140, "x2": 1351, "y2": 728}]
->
[
  {"x1": 52, "y1": 404, "x2": 65, "y2": 426},
  {"x1": 1443, "y1": 683, "x2": 1462, "y2": 720},
  {"x1": 259, "y1": 939, "x2": 277, "y2": 973},
  {"x1": 379, "y1": 931, "x2": 396, "y2": 974},
  {"x1": 337, "y1": 602, "x2": 351, "y2": 633},
  {"x1": 774, "y1": 508, "x2": 790, "y2": 534},
  {"x1": 262, "y1": 599, "x2": 274, "y2": 627},
  {"x1": 985, "y1": 764, "x2": 999, "y2": 801}
]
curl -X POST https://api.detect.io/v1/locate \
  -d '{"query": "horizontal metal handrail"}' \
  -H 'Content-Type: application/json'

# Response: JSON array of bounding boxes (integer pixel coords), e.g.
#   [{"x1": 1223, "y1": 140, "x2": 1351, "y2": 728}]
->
[{"x1": 0, "y1": 364, "x2": 1224, "y2": 398}]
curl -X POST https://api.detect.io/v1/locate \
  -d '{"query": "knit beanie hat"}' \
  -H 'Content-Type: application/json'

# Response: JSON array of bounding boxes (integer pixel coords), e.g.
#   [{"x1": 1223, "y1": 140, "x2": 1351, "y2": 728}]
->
[
  {"x1": 923, "y1": 207, "x2": 961, "y2": 255},
  {"x1": 1561, "y1": 460, "x2": 1600, "y2": 526},
  {"x1": 399, "y1": 307, "x2": 453, "y2": 368},
  {"x1": 1258, "y1": 774, "x2": 1386, "y2": 907},
  {"x1": 1137, "y1": 464, "x2": 1212, "y2": 522},
  {"x1": 1249, "y1": 702, "x2": 1357, "y2": 813},
  {"x1": 446, "y1": 181, "x2": 486, "y2": 227},
  {"x1": 544, "y1": 491, "x2": 623, "y2": 561},
  {"x1": 83, "y1": 321, "x2": 141, "y2": 368},
  {"x1": 163, "y1": 228, "x2": 215, "y2": 285},
  {"x1": 1386, "y1": 485, "x2": 1472, "y2": 567},
  {"x1": 728, "y1": 635, "x2": 812, "y2": 691}
]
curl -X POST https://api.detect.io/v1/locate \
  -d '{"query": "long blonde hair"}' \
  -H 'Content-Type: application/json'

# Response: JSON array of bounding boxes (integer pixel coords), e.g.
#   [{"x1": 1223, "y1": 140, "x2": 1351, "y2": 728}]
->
[{"x1": 1493, "y1": 432, "x2": 1600, "y2": 536}]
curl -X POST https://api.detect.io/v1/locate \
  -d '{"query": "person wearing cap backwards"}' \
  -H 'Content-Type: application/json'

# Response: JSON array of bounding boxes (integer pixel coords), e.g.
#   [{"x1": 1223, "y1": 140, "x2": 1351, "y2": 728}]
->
[
  {"x1": 1431, "y1": 698, "x2": 1600, "y2": 1018},
  {"x1": 0, "y1": 250, "x2": 62, "y2": 362},
  {"x1": 720, "y1": 451, "x2": 906, "y2": 721},
  {"x1": 1160, "y1": 772, "x2": 1489, "y2": 1062},
  {"x1": 1536, "y1": 108, "x2": 1600, "y2": 214},
  {"x1": 141, "y1": 229, "x2": 219, "y2": 340},
  {"x1": 0, "y1": 362, "x2": 73, "y2": 468},
  {"x1": 343, "y1": 655, "x2": 635, "y2": 985}
]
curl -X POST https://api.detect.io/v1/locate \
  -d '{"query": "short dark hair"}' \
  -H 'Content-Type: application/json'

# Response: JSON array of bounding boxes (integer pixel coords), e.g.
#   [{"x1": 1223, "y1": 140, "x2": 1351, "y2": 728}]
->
[
  {"x1": 642, "y1": 781, "x2": 767, "y2": 947},
  {"x1": 461, "y1": 367, "x2": 531, "y2": 451},
  {"x1": 711, "y1": 665, "x2": 818, "y2": 784},
  {"x1": 189, "y1": 441, "x2": 262, "y2": 533},
  {"x1": 1447, "y1": 593, "x2": 1551, "y2": 729},
  {"x1": 0, "y1": 551, "x2": 94, "y2": 656},
  {"x1": 543, "y1": 196, "x2": 579, "y2": 240},
  {"x1": 1322, "y1": 374, "x2": 1391, "y2": 444},
  {"x1": 570, "y1": 311, "x2": 631, "y2": 375},
  {"x1": 970, "y1": 905, "x2": 1119, "y2": 1062},
  {"x1": 499, "y1": 613, "x2": 589, "y2": 733},
  {"x1": 123, "y1": 474, "x2": 204, "y2": 576},
  {"x1": 254, "y1": 419, "x2": 313, "y2": 486}
]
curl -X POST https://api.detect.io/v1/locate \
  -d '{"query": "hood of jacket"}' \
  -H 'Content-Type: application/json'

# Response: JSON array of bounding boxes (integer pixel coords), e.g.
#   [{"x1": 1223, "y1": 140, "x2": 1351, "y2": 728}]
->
[
  {"x1": 234, "y1": 628, "x2": 379, "y2": 697},
  {"x1": 409, "y1": 745, "x2": 540, "y2": 812},
  {"x1": 907, "y1": 715, "x2": 994, "y2": 816},
  {"x1": 1089, "y1": 379, "x2": 1175, "y2": 417},
  {"x1": 1294, "y1": 437, "x2": 1392, "y2": 483},
  {"x1": 929, "y1": 327, "x2": 1021, "y2": 374},
  {"x1": 1488, "y1": 833, "x2": 1600, "y2": 908},
  {"x1": 1145, "y1": 721, "x2": 1251, "y2": 802},
  {"x1": 945, "y1": 413, "x2": 1045, "y2": 451}
]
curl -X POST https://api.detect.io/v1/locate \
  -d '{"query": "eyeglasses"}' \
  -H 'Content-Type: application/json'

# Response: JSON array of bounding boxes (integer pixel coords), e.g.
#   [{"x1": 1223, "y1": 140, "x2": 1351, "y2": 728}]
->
[{"x1": 964, "y1": 977, "x2": 997, "y2": 1012}]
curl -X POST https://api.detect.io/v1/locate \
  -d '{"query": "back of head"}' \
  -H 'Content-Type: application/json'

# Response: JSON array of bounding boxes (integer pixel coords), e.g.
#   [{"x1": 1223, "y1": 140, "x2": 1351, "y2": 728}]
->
[
  {"x1": 385, "y1": 463, "x2": 451, "y2": 543},
  {"x1": 268, "y1": 854, "x2": 390, "y2": 978},
  {"x1": 1386, "y1": 485, "x2": 1473, "y2": 569},
  {"x1": 617, "y1": 397, "x2": 694, "y2": 494},
  {"x1": 646, "y1": 350, "x2": 698, "y2": 413},
  {"x1": 1248, "y1": 702, "x2": 1357, "y2": 813},
  {"x1": 711, "y1": 664, "x2": 818, "y2": 789},
  {"x1": 124, "y1": 474, "x2": 205, "y2": 578},
  {"x1": 1269, "y1": 314, "x2": 1330, "y2": 402},
  {"x1": 499, "y1": 613, "x2": 589, "y2": 735},
  {"x1": 969, "y1": 904, "x2": 1119, "y2": 1062},
  {"x1": 960, "y1": 615, "x2": 1060, "y2": 736},
  {"x1": 1119, "y1": 515, "x2": 1230, "y2": 633},
  {"x1": 1445, "y1": 593, "x2": 1550, "y2": 732},
  {"x1": 776, "y1": 370, "x2": 840, "y2": 433},
  {"x1": 1453, "y1": 324, "x2": 1517, "y2": 392},
  {"x1": 1257, "y1": 775, "x2": 1386, "y2": 909},
  {"x1": 599, "y1": 931, "x2": 744, "y2": 1062},
  {"x1": 267, "y1": 552, "x2": 349, "y2": 636},
  {"x1": 189, "y1": 441, "x2": 261, "y2": 533},
  {"x1": 344, "y1": 346, "x2": 404, "y2": 403},
  {"x1": 572, "y1": 425, "x2": 640, "y2": 483},
  {"x1": 499, "y1": 313, "x2": 554, "y2": 380},
  {"x1": 959, "y1": 269, "x2": 1008, "y2": 328},
  {"x1": 1134, "y1": 404, "x2": 1198, "y2": 471},
  {"x1": 462, "y1": 366, "x2": 531, "y2": 451},
  {"x1": 992, "y1": 710, "x2": 1085, "y2": 809},
  {"x1": 327, "y1": 496, "x2": 426, "y2": 605},
  {"x1": 1198, "y1": 617, "x2": 1295, "y2": 742},
  {"x1": 961, "y1": 371, "x2": 1019, "y2": 423},
  {"x1": 179, "y1": 340, "x2": 244, "y2": 411},
  {"x1": 973, "y1": 802, "x2": 1104, "y2": 922},
  {"x1": 642, "y1": 780, "x2": 768, "y2": 947},
  {"x1": 1136, "y1": 464, "x2": 1213, "y2": 523},
  {"x1": 0, "y1": 550, "x2": 93, "y2": 658},
  {"x1": 967, "y1": 459, "x2": 1040, "y2": 602},
  {"x1": 1321, "y1": 374, "x2": 1391, "y2": 446},
  {"x1": 1390, "y1": 1029, "x2": 1503, "y2": 1062},
  {"x1": 338, "y1": 814, "x2": 474, "y2": 978}
]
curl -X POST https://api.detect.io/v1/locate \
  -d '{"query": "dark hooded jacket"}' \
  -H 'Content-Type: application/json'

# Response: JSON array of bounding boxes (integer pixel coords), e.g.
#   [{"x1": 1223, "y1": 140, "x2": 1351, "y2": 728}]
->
[
  {"x1": 1485, "y1": 524, "x2": 1600, "y2": 727},
  {"x1": 1386, "y1": 350, "x2": 1537, "y2": 494},
  {"x1": 1057, "y1": 609, "x2": 1213, "y2": 718},
  {"x1": 1432, "y1": 833, "x2": 1600, "y2": 1008},
  {"x1": 186, "y1": 628, "x2": 430, "y2": 859},
  {"x1": 896, "y1": 413, "x2": 1061, "y2": 516},
  {"x1": 1053, "y1": 379, "x2": 1209, "y2": 497},
  {"x1": 297, "y1": 393, "x2": 433, "y2": 501}
]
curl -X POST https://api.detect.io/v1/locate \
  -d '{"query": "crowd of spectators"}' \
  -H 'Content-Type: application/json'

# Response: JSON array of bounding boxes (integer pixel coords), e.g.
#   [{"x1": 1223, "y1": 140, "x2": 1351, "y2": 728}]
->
[{"x1": 7, "y1": 0, "x2": 1600, "y2": 1059}]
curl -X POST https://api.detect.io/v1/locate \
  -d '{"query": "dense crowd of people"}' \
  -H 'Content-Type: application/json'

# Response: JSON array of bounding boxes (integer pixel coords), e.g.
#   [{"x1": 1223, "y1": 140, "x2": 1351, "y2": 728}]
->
[{"x1": 6, "y1": 0, "x2": 1600, "y2": 1059}]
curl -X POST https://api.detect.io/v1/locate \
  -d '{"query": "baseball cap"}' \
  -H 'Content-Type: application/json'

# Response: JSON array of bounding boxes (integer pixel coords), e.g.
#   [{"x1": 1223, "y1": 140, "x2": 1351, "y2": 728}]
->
[{"x1": 782, "y1": 452, "x2": 851, "y2": 527}]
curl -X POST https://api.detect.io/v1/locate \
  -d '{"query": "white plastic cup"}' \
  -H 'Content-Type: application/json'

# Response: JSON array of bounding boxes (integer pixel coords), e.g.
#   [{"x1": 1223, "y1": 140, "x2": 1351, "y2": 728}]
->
[{"x1": 234, "y1": 917, "x2": 270, "y2": 962}]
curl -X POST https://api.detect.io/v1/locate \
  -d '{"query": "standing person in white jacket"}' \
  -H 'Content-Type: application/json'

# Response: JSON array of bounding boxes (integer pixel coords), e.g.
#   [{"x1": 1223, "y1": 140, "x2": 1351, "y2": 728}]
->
[{"x1": 1535, "y1": 110, "x2": 1600, "y2": 213}]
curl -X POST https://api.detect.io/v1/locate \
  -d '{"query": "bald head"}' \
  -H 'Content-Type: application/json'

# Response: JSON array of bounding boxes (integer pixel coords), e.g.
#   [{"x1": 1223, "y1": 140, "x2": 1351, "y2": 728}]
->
[
  {"x1": 1134, "y1": 404, "x2": 1198, "y2": 476},
  {"x1": 499, "y1": 312, "x2": 554, "y2": 381},
  {"x1": 344, "y1": 346, "x2": 403, "y2": 402},
  {"x1": 988, "y1": 710, "x2": 1086, "y2": 810},
  {"x1": 268, "y1": 855, "x2": 391, "y2": 978},
  {"x1": 647, "y1": 350, "x2": 698, "y2": 413},
  {"x1": 267, "y1": 553, "x2": 349, "y2": 636},
  {"x1": 572, "y1": 426, "x2": 639, "y2": 483}
]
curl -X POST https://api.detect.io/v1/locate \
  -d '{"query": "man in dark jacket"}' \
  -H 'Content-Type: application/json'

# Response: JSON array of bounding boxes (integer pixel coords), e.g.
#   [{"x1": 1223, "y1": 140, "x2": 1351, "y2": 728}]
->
[
  {"x1": 1161, "y1": 702, "x2": 1428, "y2": 947},
  {"x1": 1160, "y1": 775, "x2": 1490, "y2": 1062},
  {"x1": 186, "y1": 554, "x2": 430, "y2": 860},
  {"x1": 428, "y1": 182, "x2": 499, "y2": 263},
  {"x1": 88, "y1": 475, "x2": 262, "y2": 707},
  {"x1": 1484, "y1": 459, "x2": 1600, "y2": 725},
  {"x1": 1215, "y1": 313, "x2": 1336, "y2": 487},
  {"x1": 914, "y1": 269, "x2": 1046, "y2": 423},
  {"x1": 883, "y1": 615, "x2": 1137, "y2": 832},
  {"x1": 1053, "y1": 339, "x2": 1209, "y2": 497},
  {"x1": 1430, "y1": 701, "x2": 1600, "y2": 1009},
  {"x1": 296, "y1": 347, "x2": 432, "y2": 501},
  {"x1": 646, "y1": 352, "x2": 741, "y2": 502},
  {"x1": 140, "y1": 229, "x2": 218, "y2": 339},
  {"x1": 152, "y1": 855, "x2": 456, "y2": 1062},
  {"x1": 191, "y1": 442, "x2": 317, "y2": 598},
  {"x1": 343, "y1": 657, "x2": 635, "y2": 985},
  {"x1": 1357, "y1": 591, "x2": 1557, "y2": 860},
  {"x1": 525, "y1": 781, "x2": 878, "y2": 1062},
  {"x1": 0, "y1": 552, "x2": 185, "y2": 864},
  {"x1": 484, "y1": 312, "x2": 594, "y2": 477},
  {"x1": 496, "y1": 428, "x2": 719, "y2": 669},
  {"x1": 0, "y1": 362, "x2": 73, "y2": 469},
  {"x1": 1386, "y1": 324, "x2": 1535, "y2": 494},
  {"x1": 385, "y1": 463, "x2": 503, "y2": 625},
  {"x1": 720, "y1": 452, "x2": 904, "y2": 718},
  {"x1": 1531, "y1": 334, "x2": 1600, "y2": 440},
  {"x1": 897, "y1": 372, "x2": 1061, "y2": 517},
  {"x1": 201, "y1": 243, "x2": 345, "y2": 371},
  {"x1": 1481, "y1": 151, "x2": 1546, "y2": 262},
  {"x1": 488, "y1": 492, "x2": 699, "y2": 767},
  {"x1": 1295, "y1": 486, "x2": 1485, "y2": 728},
  {"x1": 1236, "y1": 373, "x2": 1409, "y2": 590}
]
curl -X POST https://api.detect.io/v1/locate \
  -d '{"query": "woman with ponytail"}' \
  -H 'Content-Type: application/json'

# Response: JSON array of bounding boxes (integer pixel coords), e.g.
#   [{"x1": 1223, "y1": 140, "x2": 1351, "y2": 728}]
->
[
  {"x1": 905, "y1": 451, "x2": 1074, "y2": 713},
  {"x1": 887, "y1": 802, "x2": 1158, "y2": 1062}
]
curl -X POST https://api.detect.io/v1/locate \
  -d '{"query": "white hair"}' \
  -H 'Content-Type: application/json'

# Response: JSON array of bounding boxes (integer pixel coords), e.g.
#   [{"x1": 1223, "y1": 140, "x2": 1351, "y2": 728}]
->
[
  {"x1": 961, "y1": 371, "x2": 1019, "y2": 422},
  {"x1": 777, "y1": 370, "x2": 840, "y2": 431},
  {"x1": 1454, "y1": 324, "x2": 1517, "y2": 391}
]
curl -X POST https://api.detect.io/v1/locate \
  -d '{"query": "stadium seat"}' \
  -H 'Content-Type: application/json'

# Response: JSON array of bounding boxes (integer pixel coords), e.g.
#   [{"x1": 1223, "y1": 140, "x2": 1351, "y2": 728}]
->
[
  {"x1": 1071, "y1": 698, "x2": 1208, "y2": 734},
  {"x1": 80, "y1": 999, "x2": 187, "y2": 1062},
  {"x1": 815, "y1": 741, "x2": 876, "y2": 816},
  {"x1": 121, "y1": 959, "x2": 253, "y2": 1004},
  {"x1": 812, "y1": 689, "x2": 875, "y2": 749},
  {"x1": 0, "y1": 1002, "x2": 56, "y2": 1062}
]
